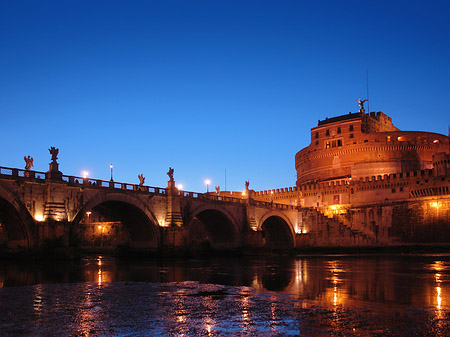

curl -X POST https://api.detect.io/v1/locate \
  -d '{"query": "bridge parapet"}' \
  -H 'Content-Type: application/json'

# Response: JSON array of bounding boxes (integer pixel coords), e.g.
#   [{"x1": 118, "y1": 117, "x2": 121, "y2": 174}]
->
[
  {"x1": 0, "y1": 166, "x2": 167, "y2": 196},
  {"x1": 180, "y1": 191, "x2": 246, "y2": 204}
]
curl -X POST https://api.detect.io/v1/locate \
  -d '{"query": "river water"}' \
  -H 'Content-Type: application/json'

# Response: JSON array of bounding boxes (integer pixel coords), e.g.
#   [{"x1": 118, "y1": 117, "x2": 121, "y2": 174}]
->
[{"x1": 1, "y1": 254, "x2": 450, "y2": 336}]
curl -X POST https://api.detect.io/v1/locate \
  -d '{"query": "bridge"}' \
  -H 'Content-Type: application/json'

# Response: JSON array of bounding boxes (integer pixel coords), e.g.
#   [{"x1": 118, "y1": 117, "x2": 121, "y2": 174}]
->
[{"x1": 0, "y1": 161, "x2": 303, "y2": 251}]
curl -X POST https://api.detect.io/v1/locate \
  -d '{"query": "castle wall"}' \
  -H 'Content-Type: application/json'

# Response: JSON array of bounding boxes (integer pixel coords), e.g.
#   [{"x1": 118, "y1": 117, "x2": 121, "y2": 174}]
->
[{"x1": 296, "y1": 131, "x2": 449, "y2": 184}]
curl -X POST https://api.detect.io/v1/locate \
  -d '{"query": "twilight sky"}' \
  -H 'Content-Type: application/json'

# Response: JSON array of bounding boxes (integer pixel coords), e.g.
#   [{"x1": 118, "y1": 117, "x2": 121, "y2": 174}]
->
[{"x1": 1, "y1": 0, "x2": 449, "y2": 192}]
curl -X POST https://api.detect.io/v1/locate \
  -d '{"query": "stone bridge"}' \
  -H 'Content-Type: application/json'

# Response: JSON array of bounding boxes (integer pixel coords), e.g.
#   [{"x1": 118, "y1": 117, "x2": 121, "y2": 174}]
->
[{"x1": 0, "y1": 165, "x2": 302, "y2": 251}]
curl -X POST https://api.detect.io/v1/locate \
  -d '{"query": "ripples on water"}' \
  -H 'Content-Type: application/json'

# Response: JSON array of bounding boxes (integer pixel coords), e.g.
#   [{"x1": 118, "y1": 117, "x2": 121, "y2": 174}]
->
[{"x1": 1, "y1": 255, "x2": 450, "y2": 336}]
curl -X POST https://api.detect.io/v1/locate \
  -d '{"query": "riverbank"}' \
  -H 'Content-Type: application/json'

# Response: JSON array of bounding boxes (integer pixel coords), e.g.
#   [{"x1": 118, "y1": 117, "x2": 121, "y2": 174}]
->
[{"x1": 2, "y1": 243, "x2": 450, "y2": 261}]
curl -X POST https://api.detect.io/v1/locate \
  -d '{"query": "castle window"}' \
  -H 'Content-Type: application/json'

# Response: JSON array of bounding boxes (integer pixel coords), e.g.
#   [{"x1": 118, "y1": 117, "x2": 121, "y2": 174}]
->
[
  {"x1": 350, "y1": 133, "x2": 354, "y2": 138},
  {"x1": 337, "y1": 127, "x2": 341, "y2": 134},
  {"x1": 364, "y1": 139, "x2": 368, "y2": 143},
  {"x1": 326, "y1": 129, "x2": 330, "y2": 136},
  {"x1": 387, "y1": 136, "x2": 391, "y2": 142},
  {"x1": 325, "y1": 138, "x2": 343, "y2": 149},
  {"x1": 349, "y1": 124, "x2": 354, "y2": 131},
  {"x1": 315, "y1": 132, "x2": 319, "y2": 139},
  {"x1": 315, "y1": 140, "x2": 319, "y2": 145},
  {"x1": 392, "y1": 188, "x2": 396, "y2": 193}
]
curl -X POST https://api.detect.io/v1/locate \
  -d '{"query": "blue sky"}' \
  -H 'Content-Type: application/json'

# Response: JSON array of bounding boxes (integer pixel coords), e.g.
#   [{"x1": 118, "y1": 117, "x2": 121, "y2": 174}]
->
[{"x1": 1, "y1": 0, "x2": 449, "y2": 192}]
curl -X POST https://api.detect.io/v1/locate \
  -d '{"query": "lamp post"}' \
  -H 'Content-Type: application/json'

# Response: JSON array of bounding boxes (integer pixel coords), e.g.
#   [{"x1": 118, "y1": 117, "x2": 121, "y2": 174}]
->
[
  {"x1": 110, "y1": 164, "x2": 113, "y2": 181},
  {"x1": 205, "y1": 179, "x2": 211, "y2": 193}
]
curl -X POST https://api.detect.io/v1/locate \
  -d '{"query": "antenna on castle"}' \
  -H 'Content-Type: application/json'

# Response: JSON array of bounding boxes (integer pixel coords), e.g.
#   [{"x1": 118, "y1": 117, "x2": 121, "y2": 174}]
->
[{"x1": 366, "y1": 69, "x2": 370, "y2": 113}]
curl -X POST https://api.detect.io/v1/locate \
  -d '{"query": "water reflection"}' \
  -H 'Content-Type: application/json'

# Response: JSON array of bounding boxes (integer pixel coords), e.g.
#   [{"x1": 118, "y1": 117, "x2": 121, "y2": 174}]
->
[{"x1": 2, "y1": 254, "x2": 450, "y2": 310}]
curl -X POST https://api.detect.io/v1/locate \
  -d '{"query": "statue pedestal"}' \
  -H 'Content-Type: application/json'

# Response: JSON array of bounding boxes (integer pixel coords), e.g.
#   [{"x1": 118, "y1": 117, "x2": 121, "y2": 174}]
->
[
  {"x1": 166, "y1": 179, "x2": 183, "y2": 227},
  {"x1": 46, "y1": 162, "x2": 62, "y2": 181}
]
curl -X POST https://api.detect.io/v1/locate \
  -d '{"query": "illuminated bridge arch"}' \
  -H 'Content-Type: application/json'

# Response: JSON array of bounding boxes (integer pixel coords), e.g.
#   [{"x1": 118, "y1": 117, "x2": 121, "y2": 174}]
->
[
  {"x1": 259, "y1": 212, "x2": 295, "y2": 250},
  {"x1": 187, "y1": 206, "x2": 240, "y2": 250},
  {"x1": 72, "y1": 192, "x2": 160, "y2": 250},
  {"x1": 0, "y1": 185, "x2": 35, "y2": 248}
]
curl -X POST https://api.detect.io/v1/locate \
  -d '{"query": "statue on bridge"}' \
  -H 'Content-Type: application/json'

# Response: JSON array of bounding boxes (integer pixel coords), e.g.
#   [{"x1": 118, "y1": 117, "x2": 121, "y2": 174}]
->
[
  {"x1": 245, "y1": 180, "x2": 250, "y2": 192},
  {"x1": 167, "y1": 167, "x2": 174, "y2": 181},
  {"x1": 215, "y1": 186, "x2": 220, "y2": 195},
  {"x1": 49, "y1": 147, "x2": 59, "y2": 163},
  {"x1": 24, "y1": 156, "x2": 34, "y2": 171},
  {"x1": 138, "y1": 174, "x2": 145, "y2": 186},
  {"x1": 46, "y1": 147, "x2": 62, "y2": 180}
]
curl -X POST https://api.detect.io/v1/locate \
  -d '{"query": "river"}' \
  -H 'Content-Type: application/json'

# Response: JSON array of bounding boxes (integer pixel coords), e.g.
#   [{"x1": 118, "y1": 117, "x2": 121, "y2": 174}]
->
[{"x1": 1, "y1": 254, "x2": 450, "y2": 336}]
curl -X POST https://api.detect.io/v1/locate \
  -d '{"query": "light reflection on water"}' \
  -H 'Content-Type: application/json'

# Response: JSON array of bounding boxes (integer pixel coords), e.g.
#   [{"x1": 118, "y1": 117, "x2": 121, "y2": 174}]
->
[
  {"x1": 1, "y1": 254, "x2": 450, "y2": 335},
  {"x1": 3, "y1": 255, "x2": 450, "y2": 308}
]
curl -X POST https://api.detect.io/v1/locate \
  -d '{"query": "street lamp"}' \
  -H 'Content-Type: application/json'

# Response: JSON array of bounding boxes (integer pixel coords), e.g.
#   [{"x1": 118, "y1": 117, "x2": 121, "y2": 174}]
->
[
  {"x1": 205, "y1": 179, "x2": 211, "y2": 193},
  {"x1": 177, "y1": 184, "x2": 183, "y2": 190},
  {"x1": 82, "y1": 171, "x2": 89, "y2": 179},
  {"x1": 110, "y1": 164, "x2": 113, "y2": 181}
]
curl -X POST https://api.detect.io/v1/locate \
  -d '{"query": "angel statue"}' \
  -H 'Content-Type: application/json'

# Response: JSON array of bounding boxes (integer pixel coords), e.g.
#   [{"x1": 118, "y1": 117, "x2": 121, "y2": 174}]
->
[
  {"x1": 49, "y1": 147, "x2": 59, "y2": 163},
  {"x1": 356, "y1": 98, "x2": 368, "y2": 112},
  {"x1": 245, "y1": 180, "x2": 250, "y2": 191},
  {"x1": 215, "y1": 186, "x2": 220, "y2": 195},
  {"x1": 138, "y1": 174, "x2": 145, "y2": 186},
  {"x1": 24, "y1": 156, "x2": 34, "y2": 170},
  {"x1": 167, "y1": 167, "x2": 174, "y2": 181}
]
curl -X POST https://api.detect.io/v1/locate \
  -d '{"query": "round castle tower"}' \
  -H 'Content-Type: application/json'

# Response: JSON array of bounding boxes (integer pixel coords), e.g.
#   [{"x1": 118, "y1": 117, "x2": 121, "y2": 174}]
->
[{"x1": 295, "y1": 111, "x2": 450, "y2": 185}]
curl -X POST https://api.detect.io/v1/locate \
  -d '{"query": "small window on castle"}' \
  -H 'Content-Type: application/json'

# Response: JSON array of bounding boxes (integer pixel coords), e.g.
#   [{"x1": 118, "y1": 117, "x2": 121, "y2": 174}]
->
[
  {"x1": 392, "y1": 188, "x2": 396, "y2": 193},
  {"x1": 350, "y1": 133, "x2": 354, "y2": 138},
  {"x1": 337, "y1": 127, "x2": 341, "y2": 134},
  {"x1": 325, "y1": 141, "x2": 331, "y2": 149},
  {"x1": 337, "y1": 139, "x2": 342, "y2": 146},
  {"x1": 349, "y1": 124, "x2": 354, "y2": 131},
  {"x1": 315, "y1": 140, "x2": 319, "y2": 145},
  {"x1": 400, "y1": 187, "x2": 404, "y2": 192},
  {"x1": 364, "y1": 139, "x2": 368, "y2": 143},
  {"x1": 326, "y1": 129, "x2": 330, "y2": 136},
  {"x1": 315, "y1": 132, "x2": 319, "y2": 139}
]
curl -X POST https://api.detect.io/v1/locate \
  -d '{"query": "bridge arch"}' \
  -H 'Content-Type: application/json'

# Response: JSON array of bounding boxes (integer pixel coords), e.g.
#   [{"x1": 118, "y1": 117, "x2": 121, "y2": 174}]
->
[
  {"x1": 0, "y1": 185, "x2": 35, "y2": 248},
  {"x1": 187, "y1": 205, "x2": 240, "y2": 250},
  {"x1": 259, "y1": 211, "x2": 295, "y2": 250},
  {"x1": 72, "y1": 192, "x2": 160, "y2": 250}
]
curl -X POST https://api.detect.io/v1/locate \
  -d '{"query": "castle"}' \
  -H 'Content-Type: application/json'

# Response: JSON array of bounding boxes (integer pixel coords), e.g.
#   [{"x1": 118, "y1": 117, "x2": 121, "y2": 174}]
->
[{"x1": 246, "y1": 104, "x2": 450, "y2": 245}]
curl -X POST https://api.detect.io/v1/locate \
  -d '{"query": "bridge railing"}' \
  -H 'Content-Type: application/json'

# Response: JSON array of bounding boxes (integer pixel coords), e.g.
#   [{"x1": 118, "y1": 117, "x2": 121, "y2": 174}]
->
[
  {"x1": 180, "y1": 191, "x2": 246, "y2": 204},
  {"x1": 62, "y1": 174, "x2": 167, "y2": 196},
  {"x1": 0, "y1": 166, "x2": 46, "y2": 181},
  {"x1": 0, "y1": 166, "x2": 167, "y2": 196},
  {"x1": 1, "y1": 166, "x2": 296, "y2": 208},
  {"x1": 179, "y1": 190, "x2": 297, "y2": 209},
  {"x1": 251, "y1": 199, "x2": 297, "y2": 210}
]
